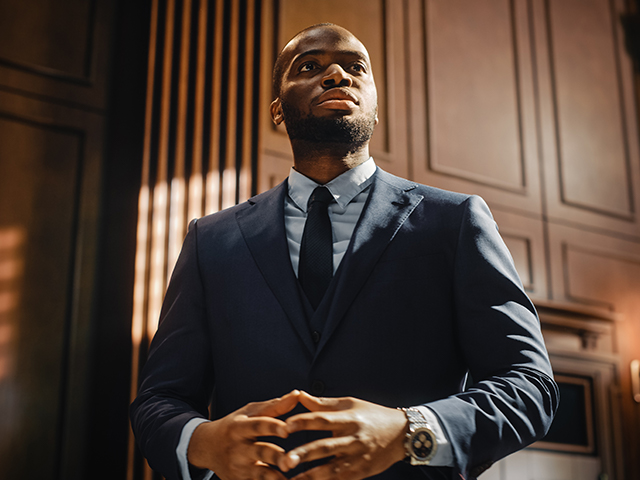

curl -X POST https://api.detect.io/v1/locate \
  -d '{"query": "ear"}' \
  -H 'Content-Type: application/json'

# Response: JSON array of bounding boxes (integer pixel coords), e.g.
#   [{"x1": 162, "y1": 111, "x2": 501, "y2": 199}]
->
[
  {"x1": 270, "y1": 98, "x2": 284, "y2": 125},
  {"x1": 374, "y1": 114, "x2": 379, "y2": 126}
]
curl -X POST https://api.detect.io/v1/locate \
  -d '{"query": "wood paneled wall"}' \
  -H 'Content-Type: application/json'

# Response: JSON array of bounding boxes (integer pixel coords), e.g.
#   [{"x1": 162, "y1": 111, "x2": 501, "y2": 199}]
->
[
  {"x1": 258, "y1": 1, "x2": 640, "y2": 478},
  {"x1": 0, "y1": 1, "x2": 117, "y2": 478},
  {"x1": 0, "y1": 0, "x2": 149, "y2": 478}
]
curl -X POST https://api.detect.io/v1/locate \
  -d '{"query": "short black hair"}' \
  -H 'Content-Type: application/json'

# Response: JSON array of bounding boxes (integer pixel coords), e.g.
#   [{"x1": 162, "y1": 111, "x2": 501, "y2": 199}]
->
[{"x1": 272, "y1": 23, "x2": 337, "y2": 100}]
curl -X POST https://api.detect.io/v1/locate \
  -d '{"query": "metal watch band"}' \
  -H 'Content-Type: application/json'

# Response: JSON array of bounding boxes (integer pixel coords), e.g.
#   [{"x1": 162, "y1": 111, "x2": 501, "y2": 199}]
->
[
  {"x1": 399, "y1": 407, "x2": 438, "y2": 465},
  {"x1": 404, "y1": 407, "x2": 429, "y2": 430}
]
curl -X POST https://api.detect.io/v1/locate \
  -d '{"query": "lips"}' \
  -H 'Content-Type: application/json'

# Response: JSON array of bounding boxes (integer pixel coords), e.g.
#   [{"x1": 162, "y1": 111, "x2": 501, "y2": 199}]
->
[{"x1": 316, "y1": 89, "x2": 358, "y2": 108}]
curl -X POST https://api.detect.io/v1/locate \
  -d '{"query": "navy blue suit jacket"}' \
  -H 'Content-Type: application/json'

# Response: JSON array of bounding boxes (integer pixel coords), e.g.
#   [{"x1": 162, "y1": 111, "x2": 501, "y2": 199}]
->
[{"x1": 130, "y1": 169, "x2": 558, "y2": 480}]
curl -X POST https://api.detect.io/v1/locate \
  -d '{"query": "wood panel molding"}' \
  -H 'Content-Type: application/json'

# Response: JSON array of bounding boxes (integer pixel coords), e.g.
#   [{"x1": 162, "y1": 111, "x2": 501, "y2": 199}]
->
[
  {"x1": 408, "y1": 0, "x2": 542, "y2": 215},
  {"x1": 0, "y1": 0, "x2": 115, "y2": 110},
  {"x1": 551, "y1": 229, "x2": 640, "y2": 312},
  {"x1": 491, "y1": 207, "x2": 547, "y2": 298},
  {"x1": 536, "y1": 299, "x2": 619, "y2": 354},
  {"x1": 425, "y1": 0, "x2": 526, "y2": 191},
  {"x1": 544, "y1": 0, "x2": 634, "y2": 219},
  {"x1": 0, "y1": 89, "x2": 105, "y2": 480},
  {"x1": 502, "y1": 233, "x2": 534, "y2": 289},
  {"x1": 0, "y1": 0, "x2": 97, "y2": 83},
  {"x1": 533, "y1": 0, "x2": 640, "y2": 238}
]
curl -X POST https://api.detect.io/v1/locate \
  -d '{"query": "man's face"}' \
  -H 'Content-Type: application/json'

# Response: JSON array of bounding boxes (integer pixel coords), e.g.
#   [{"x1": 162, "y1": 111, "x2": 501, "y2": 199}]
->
[{"x1": 270, "y1": 25, "x2": 378, "y2": 145}]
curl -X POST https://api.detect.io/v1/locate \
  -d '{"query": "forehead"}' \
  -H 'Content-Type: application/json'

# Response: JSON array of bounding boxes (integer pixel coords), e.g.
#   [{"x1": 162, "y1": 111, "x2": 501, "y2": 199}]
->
[{"x1": 283, "y1": 26, "x2": 371, "y2": 67}]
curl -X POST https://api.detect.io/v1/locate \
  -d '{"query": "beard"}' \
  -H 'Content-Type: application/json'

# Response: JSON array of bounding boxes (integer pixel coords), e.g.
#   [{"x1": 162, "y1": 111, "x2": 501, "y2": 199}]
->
[{"x1": 280, "y1": 99, "x2": 376, "y2": 147}]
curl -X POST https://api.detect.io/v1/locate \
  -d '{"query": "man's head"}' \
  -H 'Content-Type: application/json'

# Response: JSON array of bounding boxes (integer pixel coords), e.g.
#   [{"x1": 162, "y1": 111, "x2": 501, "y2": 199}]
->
[{"x1": 270, "y1": 24, "x2": 378, "y2": 148}]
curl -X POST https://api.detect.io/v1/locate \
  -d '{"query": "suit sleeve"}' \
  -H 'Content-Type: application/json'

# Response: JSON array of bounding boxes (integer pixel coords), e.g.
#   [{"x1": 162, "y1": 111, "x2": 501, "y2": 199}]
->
[
  {"x1": 426, "y1": 196, "x2": 559, "y2": 479},
  {"x1": 130, "y1": 219, "x2": 214, "y2": 480}
]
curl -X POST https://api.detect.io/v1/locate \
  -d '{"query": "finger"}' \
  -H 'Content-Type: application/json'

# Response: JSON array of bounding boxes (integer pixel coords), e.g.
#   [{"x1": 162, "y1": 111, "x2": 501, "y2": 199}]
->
[
  {"x1": 251, "y1": 462, "x2": 290, "y2": 480},
  {"x1": 250, "y1": 441, "x2": 287, "y2": 467},
  {"x1": 286, "y1": 410, "x2": 355, "y2": 434},
  {"x1": 297, "y1": 391, "x2": 352, "y2": 412},
  {"x1": 245, "y1": 390, "x2": 301, "y2": 417},
  {"x1": 279, "y1": 436, "x2": 360, "y2": 471},
  {"x1": 289, "y1": 457, "x2": 360, "y2": 480},
  {"x1": 233, "y1": 415, "x2": 289, "y2": 439}
]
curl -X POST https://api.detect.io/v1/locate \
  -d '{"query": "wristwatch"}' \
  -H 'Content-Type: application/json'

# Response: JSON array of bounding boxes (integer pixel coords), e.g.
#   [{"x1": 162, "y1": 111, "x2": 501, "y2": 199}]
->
[{"x1": 399, "y1": 407, "x2": 438, "y2": 465}]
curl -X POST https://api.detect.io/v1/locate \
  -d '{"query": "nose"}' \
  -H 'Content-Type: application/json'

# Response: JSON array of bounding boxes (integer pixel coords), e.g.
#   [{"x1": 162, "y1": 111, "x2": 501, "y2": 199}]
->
[{"x1": 322, "y1": 64, "x2": 353, "y2": 88}]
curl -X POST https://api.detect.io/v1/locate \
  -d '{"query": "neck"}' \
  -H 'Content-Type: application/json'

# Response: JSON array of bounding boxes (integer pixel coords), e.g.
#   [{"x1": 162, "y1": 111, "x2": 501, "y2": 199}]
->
[{"x1": 290, "y1": 140, "x2": 370, "y2": 185}]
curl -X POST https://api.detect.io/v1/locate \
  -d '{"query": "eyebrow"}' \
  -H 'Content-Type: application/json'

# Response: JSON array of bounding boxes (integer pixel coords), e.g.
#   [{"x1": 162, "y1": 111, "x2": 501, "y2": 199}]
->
[{"x1": 291, "y1": 49, "x2": 370, "y2": 65}]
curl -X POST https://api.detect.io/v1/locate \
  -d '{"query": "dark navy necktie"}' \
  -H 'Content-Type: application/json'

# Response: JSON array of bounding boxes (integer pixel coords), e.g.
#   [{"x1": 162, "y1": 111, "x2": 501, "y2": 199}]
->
[{"x1": 299, "y1": 186, "x2": 334, "y2": 310}]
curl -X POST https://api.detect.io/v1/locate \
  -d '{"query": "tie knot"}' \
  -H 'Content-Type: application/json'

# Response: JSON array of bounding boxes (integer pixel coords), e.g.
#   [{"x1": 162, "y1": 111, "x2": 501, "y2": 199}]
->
[{"x1": 308, "y1": 186, "x2": 333, "y2": 209}]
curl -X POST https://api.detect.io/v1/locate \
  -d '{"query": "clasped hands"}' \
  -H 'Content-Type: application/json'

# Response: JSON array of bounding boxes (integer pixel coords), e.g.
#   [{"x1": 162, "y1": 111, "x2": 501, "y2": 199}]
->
[{"x1": 187, "y1": 390, "x2": 408, "y2": 480}]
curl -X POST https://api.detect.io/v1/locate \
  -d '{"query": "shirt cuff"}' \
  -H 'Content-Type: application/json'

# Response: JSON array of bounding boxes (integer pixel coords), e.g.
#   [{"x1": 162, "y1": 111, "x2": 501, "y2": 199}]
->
[
  {"x1": 177, "y1": 417, "x2": 214, "y2": 480},
  {"x1": 414, "y1": 406, "x2": 454, "y2": 467}
]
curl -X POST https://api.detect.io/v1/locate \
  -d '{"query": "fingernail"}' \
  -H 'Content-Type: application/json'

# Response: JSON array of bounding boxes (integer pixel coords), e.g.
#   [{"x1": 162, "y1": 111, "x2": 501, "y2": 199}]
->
[{"x1": 288, "y1": 453, "x2": 300, "y2": 468}]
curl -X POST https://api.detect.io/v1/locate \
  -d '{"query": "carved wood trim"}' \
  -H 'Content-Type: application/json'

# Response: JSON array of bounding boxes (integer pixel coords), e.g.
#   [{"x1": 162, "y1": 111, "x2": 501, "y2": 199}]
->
[
  {"x1": 544, "y1": 0, "x2": 635, "y2": 220},
  {"x1": 422, "y1": 0, "x2": 527, "y2": 192},
  {"x1": 0, "y1": 0, "x2": 98, "y2": 84}
]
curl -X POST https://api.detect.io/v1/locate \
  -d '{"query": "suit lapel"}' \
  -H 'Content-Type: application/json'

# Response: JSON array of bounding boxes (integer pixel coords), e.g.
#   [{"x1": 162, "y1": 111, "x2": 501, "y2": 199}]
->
[
  {"x1": 313, "y1": 169, "x2": 424, "y2": 358},
  {"x1": 236, "y1": 181, "x2": 316, "y2": 355}
]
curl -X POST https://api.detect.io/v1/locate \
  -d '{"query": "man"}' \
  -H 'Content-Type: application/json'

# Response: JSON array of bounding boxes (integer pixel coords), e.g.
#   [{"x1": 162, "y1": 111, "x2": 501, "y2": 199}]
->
[{"x1": 131, "y1": 24, "x2": 558, "y2": 480}]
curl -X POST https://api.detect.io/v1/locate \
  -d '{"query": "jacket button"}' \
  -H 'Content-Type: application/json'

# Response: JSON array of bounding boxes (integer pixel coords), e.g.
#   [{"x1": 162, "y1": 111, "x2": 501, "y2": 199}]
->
[
  {"x1": 311, "y1": 380, "x2": 325, "y2": 395},
  {"x1": 312, "y1": 331, "x2": 321, "y2": 343}
]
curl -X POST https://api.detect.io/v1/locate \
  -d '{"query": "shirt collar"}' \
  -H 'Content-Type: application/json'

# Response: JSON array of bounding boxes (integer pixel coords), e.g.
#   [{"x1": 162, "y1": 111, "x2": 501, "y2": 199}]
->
[{"x1": 287, "y1": 157, "x2": 377, "y2": 212}]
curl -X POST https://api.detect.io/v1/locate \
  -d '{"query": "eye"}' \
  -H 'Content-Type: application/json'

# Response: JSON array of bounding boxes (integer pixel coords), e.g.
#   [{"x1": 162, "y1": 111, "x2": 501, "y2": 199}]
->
[
  {"x1": 299, "y1": 62, "x2": 317, "y2": 73},
  {"x1": 350, "y1": 62, "x2": 367, "y2": 73}
]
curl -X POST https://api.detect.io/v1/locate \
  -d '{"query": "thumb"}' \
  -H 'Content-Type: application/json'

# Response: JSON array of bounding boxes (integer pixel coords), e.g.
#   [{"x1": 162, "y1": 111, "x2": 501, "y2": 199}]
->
[
  {"x1": 297, "y1": 390, "x2": 350, "y2": 412},
  {"x1": 246, "y1": 390, "x2": 301, "y2": 417}
]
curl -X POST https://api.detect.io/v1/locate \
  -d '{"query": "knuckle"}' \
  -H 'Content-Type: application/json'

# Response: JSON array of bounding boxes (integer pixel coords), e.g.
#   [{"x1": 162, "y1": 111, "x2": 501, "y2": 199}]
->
[
  {"x1": 315, "y1": 415, "x2": 331, "y2": 427},
  {"x1": 295, "y1": 448, "x2": 308, "y2": 462},
  {"x1": 229, "y1": 420, "x2": 246, "y2": 440},
  {"x1": 351, "y1": 434, "x2": 365, "y2": 450},
  {"x1": 251, "y1": 420, "x2": 262, "y2": 434},
  {"x1": 321, "y1": 443, "x2": 334, "y2": 455}
]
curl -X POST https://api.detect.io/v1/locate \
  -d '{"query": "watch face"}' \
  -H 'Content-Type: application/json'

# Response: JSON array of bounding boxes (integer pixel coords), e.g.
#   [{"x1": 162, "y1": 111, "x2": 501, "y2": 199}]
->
[{"x1": 411, "y1": 428, "x2": 434, "y2": 460}]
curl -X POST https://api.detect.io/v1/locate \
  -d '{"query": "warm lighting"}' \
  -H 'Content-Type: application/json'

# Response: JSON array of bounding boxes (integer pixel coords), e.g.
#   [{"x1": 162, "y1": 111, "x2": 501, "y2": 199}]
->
[
  {"x1": 238, "y1": 167, "x2": 251, "y2": 204},
  {"x1": 0, "y1": 292, "x2": 17, "y2": 315},
  {"x1": 147, "y1": 182, "x2": 168, "y2": 338},
  {"x1": 632, "y1": 359, "x2": 640, "y2": 403},
  {"x1": 0, "y1": 323, "x2": 13, "y2": 379},
  {"x1": 128, "y1": 0, "x2": 257, "y2": 477},
  {"x1": 188, "y1": 172, "x2": 204, "y2": 221},
  {"x1": 0, "y1": 227, "x2": 25, "y2": 382},
  {"x1": 0, "y1": 227, "x2": 24, "y2": 251},
  {"x1": 0, "y1": 257, "x2": 23, "y2": 282},
  {"x1": 131, "y1": 185, "x2": 151, "y2": 346},
  {"x1": 167, "y1": 177, "x2": 186, "y2": 279},
  {"x1": 222, "y1": 168, "x2": 237, "y2": 210},
  {"x1": 205, "y1": 170, "x2": 220, "y2": 214}
]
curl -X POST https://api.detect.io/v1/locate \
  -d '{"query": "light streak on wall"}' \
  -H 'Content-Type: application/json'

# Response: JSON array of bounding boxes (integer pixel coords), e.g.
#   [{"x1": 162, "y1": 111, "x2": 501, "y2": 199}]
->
[{"x1": 127, "y1": 0, "x2": 262, "y2": 478}]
